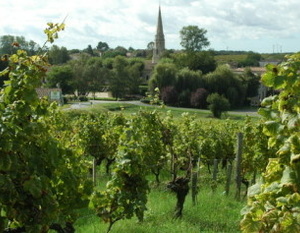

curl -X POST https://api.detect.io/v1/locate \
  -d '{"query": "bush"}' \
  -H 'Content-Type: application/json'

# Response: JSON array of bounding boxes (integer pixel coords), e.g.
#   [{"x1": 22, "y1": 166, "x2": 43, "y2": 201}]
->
[
  {"x1": 207, "y1": 93, "x2": 230, "y2": 118},
  {"x1": 178, "y1": 89, "x2": 191, "y2": 107},
  {"x1": 161, "y1": 86, "x2": 178, "y2": 106},
  {"x1": 78, "y1": 95, "x2": 88, "y2": 101},
  {"x1": 190, "y1": 88, "x2": 209, "y2": 109}
]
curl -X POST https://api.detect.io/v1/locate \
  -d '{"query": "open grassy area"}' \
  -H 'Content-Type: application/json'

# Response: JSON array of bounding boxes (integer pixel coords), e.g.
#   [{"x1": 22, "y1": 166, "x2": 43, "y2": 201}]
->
[
  {"x1": 66, "y1": 101, "x2": 258, "y2": 121},
  {"x1": 72, "y1": 171, "x2": 245, "y2": 233}
]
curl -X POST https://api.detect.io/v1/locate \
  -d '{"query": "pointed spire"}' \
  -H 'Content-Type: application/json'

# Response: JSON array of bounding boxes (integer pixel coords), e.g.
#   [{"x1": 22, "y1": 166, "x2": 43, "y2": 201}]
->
[
  {"x1": 152, "y1": 6, "x2": 165, "y2": 63},
  {"x1": 156, "y1": 6, "x2": 164, "y2": 36}
]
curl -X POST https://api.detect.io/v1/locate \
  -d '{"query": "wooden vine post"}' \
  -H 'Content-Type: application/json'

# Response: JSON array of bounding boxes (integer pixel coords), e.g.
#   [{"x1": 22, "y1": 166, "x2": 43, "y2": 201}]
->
[
  {"x1": 93, "y1": 158, "x2": 97, "y2": 186},
  {"x1": 191, "y1": 158, "x2": 200, "y2": 205},
  {"x1": 235, "y1": 133, "x2": 243, "y2": 200},
  {"x1": 225, "y1": 163, "x2": 233, "y2": 196},
  {"x1": 211, "y1": 158, "x2": 218, "y2": 192}
]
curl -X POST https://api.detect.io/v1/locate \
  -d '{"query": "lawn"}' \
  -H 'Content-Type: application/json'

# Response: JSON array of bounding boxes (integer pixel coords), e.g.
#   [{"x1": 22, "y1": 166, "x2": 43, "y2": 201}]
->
[
  {"x1": 73, "y1": 173, "x2": 245, "y2": 233},
  {"x1": 65, "y1": 101, "x2": 259, "y2": 121}
]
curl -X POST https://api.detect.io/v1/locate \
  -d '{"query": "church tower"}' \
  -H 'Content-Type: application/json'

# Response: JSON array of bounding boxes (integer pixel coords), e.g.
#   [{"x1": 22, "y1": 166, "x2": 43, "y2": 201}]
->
[{"x1": 152, "y1": 6, "x2": 165, "y2": 63}]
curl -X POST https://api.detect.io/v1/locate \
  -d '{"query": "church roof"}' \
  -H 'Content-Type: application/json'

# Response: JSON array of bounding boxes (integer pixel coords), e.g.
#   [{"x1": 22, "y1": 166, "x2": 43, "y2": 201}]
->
[{"x1": 156, "y1": 6, "x2": 164, "y2": 37}]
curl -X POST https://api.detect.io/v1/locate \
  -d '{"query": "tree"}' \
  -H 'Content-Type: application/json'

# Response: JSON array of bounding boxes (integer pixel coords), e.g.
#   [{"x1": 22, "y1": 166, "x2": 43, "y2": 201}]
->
[
  {"x1": 45, "y1": 65, "x2": 74, "y2": 94},
  {"x1": 0, "y1": 35, "x2": 40, "y2": 55},
  {"x1": 204, "y1": 65, "x2": 246, "y2": 107},
  {"x1": 69, "y1": 55, "x2": 110, "y2": 97},
  {"x1": 84, "y1": 57, "x2": 110, "y2": 96},
  {"x1": 239, "y1": 51, "x2": 262, "y2": 67},
  {"x1": 207, "y1": 93, "x2": 230, "y2": 118},
  {"x1": 241, "y1": 68, "x2": 261, "y2": 103},
  {"x1": 148, "y1": 63, "x2": 177, "y2": 93},
  {"x1": 147, "y1": 41, "x2": 154, "y2": 50},
  {"x1": 127, "y1": 62, "x2": 143, "y2": 95},
  {"x1": 48, "y1": 45, "x2": 70, "y2": 65},
  {"x1": 175, "y1": 68, "x2": 203, "y2": 94},
  {"x1": 96, "y1": 41, "x2": 109, "y2": 52},
  {"x1": 171, "y1": 51, "x2": 216, "y2": 74},
  {"x1": 84, "y1": 45, "x2": 94, "y2": 56},
  {"x1": 180, "y1": 26, "x2": 210, "y2": 52},
  {"x1": 109, "y1": 56, "x2": 129, "y2": 99},
  {"x1": 69, "y1": 53, "x2": 91, "y2": 96},
  {"x1": 190, "y1": 88, "x2": 209, "y2": 109},
  {"x1": 161, "y1": 86, "x2": 178, "y2": 106}
]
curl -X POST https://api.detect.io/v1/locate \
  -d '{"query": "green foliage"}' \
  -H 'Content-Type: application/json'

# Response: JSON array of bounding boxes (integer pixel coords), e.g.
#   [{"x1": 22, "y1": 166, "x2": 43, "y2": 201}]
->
[
  {"x1": 238, "y1": 52, "x2": 262, "y2": 67},
  {"x1": 48, "y1": 45, "x2": 70, "y2": 65},
  {"x1": 0, "y1": 23, "x2": 92, "y2": 232},
  {"x1": 0, "y1": 35, "x2": 40, "y2": 56},
  {"x1": 180, "y1": 26, "x2": 210, "y2": 52},
  {"x1": 148, "y1": 62, "x2": 177, "y2": 92},
  {"x1": 204, "y1": 65, "x2": 246, "y2": 107},
  {"x1": 175, "y1": 68, "x2": 203, "y2": 94},
  {"x1": 97, "y1": 41, "x2": 109, "y2": 52},
  {"x1": 45, "y1": 64, "x2": 74, "y2": 94},
  {"x1": 68, "y1": 54, "x2": 109, "y2": 96},
  {"x1": 241, "y1": 68, "x2": 261, "y2": 99},
  {"x1": 207, "y1": 93, "x2": 230, "y2": 118},
  {"x1": 92, "y1": 111, "x2": 169, "y2": 232},
  {"x1": 241, "y1": 118, "x2": 276, "y2": 178},
  {"x1": 172, "y1": 51, "x2": 216, "y2": 74},
  {"x1": 241, "y1": 53, "x2": 300, "y2": 232}
]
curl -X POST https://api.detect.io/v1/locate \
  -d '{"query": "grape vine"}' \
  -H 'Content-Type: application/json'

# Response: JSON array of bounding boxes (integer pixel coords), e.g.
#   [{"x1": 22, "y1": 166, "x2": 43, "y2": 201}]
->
[{"x1": 241, "y1": 53, "x2": 300, "y2": 232}]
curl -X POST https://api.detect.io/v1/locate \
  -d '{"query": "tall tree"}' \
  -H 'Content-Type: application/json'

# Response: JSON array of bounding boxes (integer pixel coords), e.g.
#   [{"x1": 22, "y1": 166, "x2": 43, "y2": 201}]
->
[
  {"x1": 84, "y1": 44, "x2": 94, "y2": 56},
  {"x1": 204, "y1": 65, "x2": 246, "y2": 107},
  {"x1": 172, "y1": 51, "x2": 216, "y2": 74},
  {"x1": 0, "y1": 35, "x2": 40, "y2": 55},
  {"x1": 109, "y1": 56, "x2": 129, "y2": 99},
  {"x1": 45, "y1": 65, "x2": 74, "y2": 94},
  {"x1": 48, "y1": 45, "x2": 70, "y2": 65},
  {"x1": 180, "y1": 26, "x2": 210, "y2": 52},
  {"x1": 148, "y1": 62, "x2": 177, "y2": 92},
  {"x1": 96, "y1": 41, "x2": 109, "y2": 52}
]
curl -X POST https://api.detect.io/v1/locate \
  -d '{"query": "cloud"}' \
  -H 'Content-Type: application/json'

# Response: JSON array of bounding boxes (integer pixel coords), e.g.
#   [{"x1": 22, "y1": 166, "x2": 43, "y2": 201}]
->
[{"x1": 1, "y1": 0, "x2": 300, "y2": 52}]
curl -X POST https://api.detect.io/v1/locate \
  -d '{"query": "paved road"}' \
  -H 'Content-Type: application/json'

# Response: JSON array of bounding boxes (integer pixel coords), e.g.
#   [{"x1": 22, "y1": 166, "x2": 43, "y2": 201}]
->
[{"x1": 69, "y1": 100, "x2": 260, "y2": 117}]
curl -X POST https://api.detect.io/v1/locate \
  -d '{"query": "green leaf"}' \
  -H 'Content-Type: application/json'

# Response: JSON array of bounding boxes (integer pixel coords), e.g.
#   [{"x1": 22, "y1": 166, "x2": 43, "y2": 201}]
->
[
  {"x1": 273, "y1": 75, "x2": 285, "y2": 89},
  {"x1": 264, "y1": 121, "x2": 280, "y2": 136},
  {"x1": 23, "y1": 177, "x2": 42, "y2": 198},
  {"x1": 248, "y1": 182, "x2": 262, "y2": 197}
]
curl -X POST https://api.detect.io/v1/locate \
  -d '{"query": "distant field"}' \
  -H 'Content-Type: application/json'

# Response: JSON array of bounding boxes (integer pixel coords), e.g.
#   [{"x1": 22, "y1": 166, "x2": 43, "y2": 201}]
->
[
  {"x1": 214, "y1": 53, "x2": 289, "y2": 65},
  {"x1": 214, "y1": 54, "x2": 247, "y2": 65}
]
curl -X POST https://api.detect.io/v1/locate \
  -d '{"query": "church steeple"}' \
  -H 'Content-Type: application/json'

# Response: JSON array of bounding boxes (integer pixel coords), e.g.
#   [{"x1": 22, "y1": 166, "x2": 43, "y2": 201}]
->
[{"x1": 152, "y1": 6, "x2": 165, "y2": 63}]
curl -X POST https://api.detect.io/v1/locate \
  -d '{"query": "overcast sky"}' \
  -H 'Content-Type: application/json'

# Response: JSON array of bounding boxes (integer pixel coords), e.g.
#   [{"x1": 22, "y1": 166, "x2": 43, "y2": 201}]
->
[{"x1": 1, "y1": 0, "x2": 300, "y2": 53}]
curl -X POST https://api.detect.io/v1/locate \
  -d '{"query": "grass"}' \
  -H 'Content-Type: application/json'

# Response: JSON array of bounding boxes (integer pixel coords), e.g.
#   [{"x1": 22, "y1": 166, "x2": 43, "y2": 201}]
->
[
  {"x1": 67, "y1": 101, "x2": 258, "y2": 121},
  {"x1": 60, "y1": 101, "x2": 253, "y2": 232},
  {"x1": 73, "y1": 184, "x2": 244, "y2": 233}
]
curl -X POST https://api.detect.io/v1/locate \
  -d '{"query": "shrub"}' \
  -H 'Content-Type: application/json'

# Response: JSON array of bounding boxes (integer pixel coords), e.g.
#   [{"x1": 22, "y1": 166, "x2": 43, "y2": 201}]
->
[
  {"x1": 178, "y1": 89, "x2": 191, "y2": 107},
  {"x1": 161, "y1": 86, "x2": 178, "y2": 106},
  {"x1": 190, "y1": 88, "x2": 209, "y2": 109},
  {"x1": 207, "y1": 93, "x2": 230, "y2": 118},
  {"x1": 78, "y1": 95, "x2": 88, "y2": 101}
]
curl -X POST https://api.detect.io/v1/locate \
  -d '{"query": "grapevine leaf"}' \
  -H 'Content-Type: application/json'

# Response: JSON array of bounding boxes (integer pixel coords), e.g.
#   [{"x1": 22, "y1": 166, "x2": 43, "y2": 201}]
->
[
  {"x1": 23, "y1": 177, "x2": 42, "y2": 198},
  {"x1": 273, "y1": 75, "x2": 285, "y2": 89},
  {"x1": 247, "y1": 182, "x2": 262, "y2": 197}
]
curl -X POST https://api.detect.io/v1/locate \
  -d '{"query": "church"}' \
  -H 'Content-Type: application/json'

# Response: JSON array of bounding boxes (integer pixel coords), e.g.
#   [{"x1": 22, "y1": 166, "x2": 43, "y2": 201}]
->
[
  {"x1": 152, "y1": 6, "x2": 165, "y2": 63},
  {"x1": 142, "y1": 6, "x2": 166, "y2": 81}
]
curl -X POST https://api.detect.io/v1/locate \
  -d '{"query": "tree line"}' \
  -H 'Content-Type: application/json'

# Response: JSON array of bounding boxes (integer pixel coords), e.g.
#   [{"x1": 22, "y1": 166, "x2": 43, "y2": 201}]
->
[{"x1": 0, "y1": 26, "x2": 264, "y2": 117}]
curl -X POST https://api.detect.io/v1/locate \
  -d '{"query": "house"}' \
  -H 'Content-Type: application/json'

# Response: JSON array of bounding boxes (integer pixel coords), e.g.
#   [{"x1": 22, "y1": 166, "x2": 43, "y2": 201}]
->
[{"x1": 36, "y1": 88, "x2": 63, "y2": 105}]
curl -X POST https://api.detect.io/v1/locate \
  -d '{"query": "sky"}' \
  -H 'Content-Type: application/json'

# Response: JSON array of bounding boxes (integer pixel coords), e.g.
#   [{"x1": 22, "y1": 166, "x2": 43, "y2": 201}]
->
[{"x1": 1, "y1": 0, "x2": 300, "y2": 53}]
